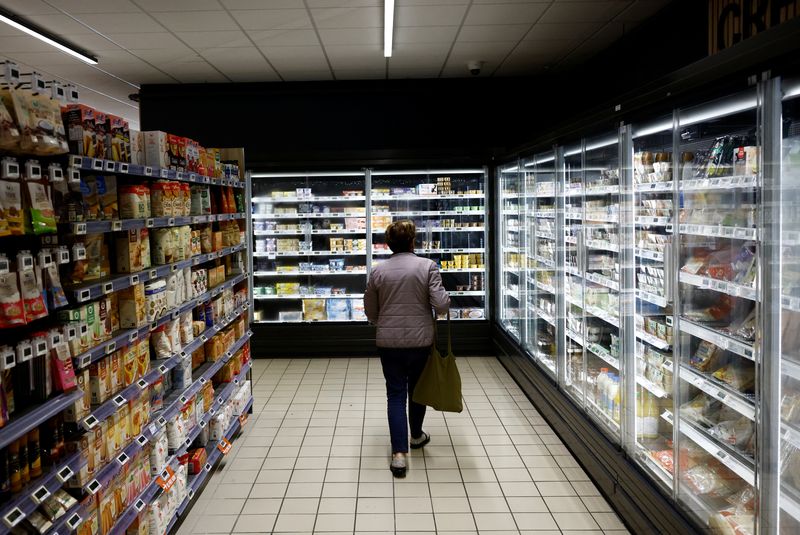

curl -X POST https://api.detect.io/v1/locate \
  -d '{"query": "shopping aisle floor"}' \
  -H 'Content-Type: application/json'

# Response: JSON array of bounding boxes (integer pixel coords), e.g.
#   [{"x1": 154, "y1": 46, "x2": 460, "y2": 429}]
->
[{"x1": 178, "y1": 357, "x2": 629, "y2": 535}]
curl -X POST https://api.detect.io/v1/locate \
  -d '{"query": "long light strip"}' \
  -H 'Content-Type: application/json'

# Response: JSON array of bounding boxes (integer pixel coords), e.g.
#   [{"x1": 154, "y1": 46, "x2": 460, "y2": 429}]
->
[
  {"x1": 384, "y1": 0, "x2": 395, "y2": 58},
  {"x1": 0, "y1": 13, "x2": 97, "y2": 65}
]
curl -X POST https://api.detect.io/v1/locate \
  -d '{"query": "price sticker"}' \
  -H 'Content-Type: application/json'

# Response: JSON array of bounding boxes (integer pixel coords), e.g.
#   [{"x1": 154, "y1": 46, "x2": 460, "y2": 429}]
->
[
  {"x1": 134, "y1": 499, "x2": 146, "y2": 512},
  {"x1": 217, "y1": 438, "x2": 233, "y2": 455},
  {"x1": 158, "y1": 364, "x2": 168, "y2": 375},
  {"x1": 92, "y1": 158, "x2": 103, "y2": 170},
  {"x1": 146, "y1": 218, "x2": 154, "y2": 228},
  {"x1": 156, "y1": 466, "x2": 177, "y2": 492},
  {"x1": 160, "y1": 168, "x2": 169, "y2": 178},
  {"x1": 117, "y1": 453, "x2": 129, "y2": 465},
  {"x1": 177, "y1": 172, "x2": 185, "y2": 180},
  {"x1": 74, "y1": 222, "x2": 87, "y2": 235},
  {"x1": 144, "y1": 166, "x2": 153, "y2": 176},
  {"x1": 113, "y1": 394, "x2": 126, "y2": 407},
  {"x1": 78, "y1": 288, "x2": 92, "y2": 303},
  {"x1": 83, "y1": 414, "x2": 99, "y2": 430},
  {"x1": 136, "y1": 435, "x2": 148, "y2": 446}
]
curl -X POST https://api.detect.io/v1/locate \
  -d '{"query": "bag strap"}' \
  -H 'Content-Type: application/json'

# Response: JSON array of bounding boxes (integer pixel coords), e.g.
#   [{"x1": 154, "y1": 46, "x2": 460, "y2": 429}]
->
[{"x1": 446, "y1": 311, "x2": 452, "y2": 355}]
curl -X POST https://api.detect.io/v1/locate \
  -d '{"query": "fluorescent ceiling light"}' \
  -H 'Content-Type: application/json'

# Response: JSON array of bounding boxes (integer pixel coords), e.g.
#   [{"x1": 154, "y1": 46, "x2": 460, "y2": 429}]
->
[
  {"x1": 384, "y1": 0, "x2": 394, "y2": 57},
  {"x1": 0, "y1": 11, "x2": 97, "y2": 65}
]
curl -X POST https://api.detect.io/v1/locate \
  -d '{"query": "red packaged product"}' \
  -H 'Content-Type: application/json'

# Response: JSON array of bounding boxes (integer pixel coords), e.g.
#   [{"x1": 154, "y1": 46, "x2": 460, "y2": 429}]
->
[
  {"x1": 0, "y1": 271, "x2": 25, "y2": 327},
  {"x1": 187, "y1": 448, "x2": 207, "y2": 475}
]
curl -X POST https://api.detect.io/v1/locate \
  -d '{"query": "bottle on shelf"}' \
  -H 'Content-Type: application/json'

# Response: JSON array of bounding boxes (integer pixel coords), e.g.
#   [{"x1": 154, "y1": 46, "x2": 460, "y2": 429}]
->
[
  {"x1": 607, "y1": 376, "x2": 619, "y2": 420},
  {"x1": 597, "y1": 368, "x2": 609, "y2": 409},
  {"x1": 643, "y1": 392, "x2": 660, "y2": 439},
  {"x1": 28, "y1": 428, "x2": 42, "y2": 479},
  {"x1": 612, "y1": 379, "x2": 621, "y2": 424}
]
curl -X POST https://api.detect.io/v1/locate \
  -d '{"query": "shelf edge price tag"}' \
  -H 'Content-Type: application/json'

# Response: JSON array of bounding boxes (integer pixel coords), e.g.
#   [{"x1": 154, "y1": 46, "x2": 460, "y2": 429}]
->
[
  {"x1": 31, "y1": 485, "x2": 51, "y2": 505},
  {"x1": 56, "y1": 466, "x2": 74, "y2": 484},
  {"x1": 217, "y1": 437, "x2": 233, "y2": 455}
]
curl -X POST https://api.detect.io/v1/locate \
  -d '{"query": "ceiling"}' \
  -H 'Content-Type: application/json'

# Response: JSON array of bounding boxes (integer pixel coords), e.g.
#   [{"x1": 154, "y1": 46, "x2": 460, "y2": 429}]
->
[{"x1": 0, "y1": 0, "x2": 670, "y2": 129}]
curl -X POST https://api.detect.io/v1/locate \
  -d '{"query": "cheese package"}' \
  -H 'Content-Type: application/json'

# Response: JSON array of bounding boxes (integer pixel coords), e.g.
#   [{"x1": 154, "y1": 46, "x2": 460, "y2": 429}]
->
[{"x1": 302, "y1": 299, "x2": 327, "y2": 321}]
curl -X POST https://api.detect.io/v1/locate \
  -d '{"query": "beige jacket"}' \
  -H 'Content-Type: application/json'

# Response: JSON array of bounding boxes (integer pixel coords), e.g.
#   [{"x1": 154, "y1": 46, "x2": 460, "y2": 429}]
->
[{"x1": 364, "y1": 252, "x2": 450, "y2": 348}]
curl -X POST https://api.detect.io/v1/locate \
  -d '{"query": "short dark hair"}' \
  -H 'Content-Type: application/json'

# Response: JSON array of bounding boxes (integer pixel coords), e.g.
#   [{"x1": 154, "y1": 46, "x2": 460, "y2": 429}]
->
[{"x1": 385, "y1": 220, "x2": 415, "y2": 253}]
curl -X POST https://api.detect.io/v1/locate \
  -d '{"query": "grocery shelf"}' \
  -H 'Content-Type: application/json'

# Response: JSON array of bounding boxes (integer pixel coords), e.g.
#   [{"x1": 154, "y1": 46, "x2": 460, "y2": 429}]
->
[
  {"x1": 585, "y1": 214, "x2": 619, "y2": 224},
  {"x1": 586, "y1": 396, "x2": 621, "y2": 433},
  {"x1": 253, "y1": 270, "x2": 366, "y2": 276},
  {"x1": 783, "y1": 355, "x2": 800, "y2": 381},
  {"x1": 679, "y1": 272, "x2": 758, "y2": 301},
  {"x1": 635, "y1": 181, "x2": 673, "y2": 192},
  {"x1": 503, "y1": 289, "x2": 520, "y2": 301},
  {"x1": 537, "y1": 232, "x2": 557, "y2": 240},
  {"x1": 374, "y1": 248, "x2": 484, "y2": 255},
  {"x1": 68, "y1": 243, "x2": 247, "y2": 303},
  {"x1": 63, "y1": 213, "x2": 244, "y2": 235},
  {"x1": 636, "y1": 289, "x2": 669, "y2": 308},
  {"x1": 257, "y1": 319, "x2": 365, "y2": 324},
  {"x1": 254, "y1": 250, "x2": 366, "y2": 257},
  {"x1": 372, "y1": 193, "x2": 485, "y2": 200},
  {"x1": 0, "y1": 450, "x2": 86, "y2": 530},
  {"x1": 566, "y1": 329, "x2": 584, "y2": 347},
  {"x1": 585, "y1": 272, "x2": 620, "y2": 291},
  {"x1": 635, "y1": 216, "x2": 672, "y2": 227},
  {"x1": 0, "y1": 390, "x2": 85, "y2": 450},
  {"x1": 678, "y1": 223, "x2": 759, "y2": 241},
  {"x1": 635, "y1": 327, "x2": 671, "y2": 350},
  {"x1": 679, "y1": 365, "x2": 755, "y2": 420},
  {"x1": 782, "y1": 422, "x2": 800, "y2": 451},
  {"x1": 72, "y1": 272, "x2": 249, "y2": 369},
  {"x1": 254, "y1": 229, "x2": 365, "y2": 236},
  {"x1": 782, "y1": 294, "x2": 800, "y2": 312},
  {"x1": 252, "y1": 212, "x2": 364, "y2": 219},
  {"x1": 537, "y1": 309, "x2": 556, "y2": 327},
  {"x1": 534, "y1": 212, "x2": 556, "y2": 219},
  {"x1": 565, "y1": 212, "x2": 583, "y2": 221},
  {"x1": 68, "y1": 155, "x2": 245, "y2": 188},
  {"x1": 636, "y1": 249, "x2": 665, "y2": 262},
  {"x1": 676, "y1": 414, "x2": 755, "y2": 486},
  {"x1": 637, "y1": 448, "x2": 674, "y2": 488},
  {"x1": 372, "y1": 226, "x2": 485, "y2": 233},
  {"x1": 782, "y1": 488, "x2": 800, "y2": 523},
  {"x1": 585, "y1": 240, "x2": 619, "y2": 253},
  {"x1": 253, "y1": 195, "x2": 365, "y2": 202},
  {"x1": 441, "y1": 268, "x2": 485, "y2": 273},
  {"x1": 533, "y1": 280, "x2": 556, "y2": 295},
  {"x1": 503, "y1": 245, "x2": 521, "y2": 254},
  {"x1": 254, "y1": 293, "x2": 363, "y2": 300},
  {"x1": 450, "y1": 290, "x2": 485, "y2": 296},
  {"x1": 587, "y1": 342, "x2": 620, "y2": 369},
  {"x1": 533, "y1": 256, "x2": 555, "y2": 268},
  {"x1": 678, "y1": 318, "x2": 756, "y2": 360},
  {"x1": 586, "y1": 305, "x2": 620, "y2": 328},
  {"x1": 637, "y1": 374, "x2": 669, "y2": 399},
  {"x1": 680, "y1": 175, "x2": 758, "y2": 191},
  {"x1": 79, "y1": 303, "x2": 249, "y2": 432},
  {"x1": 585, "y1": 185, "x2": 621, "y2": 196},
  {"x1": 376, "y1": 209, "x2": 485, "y2": 217}
]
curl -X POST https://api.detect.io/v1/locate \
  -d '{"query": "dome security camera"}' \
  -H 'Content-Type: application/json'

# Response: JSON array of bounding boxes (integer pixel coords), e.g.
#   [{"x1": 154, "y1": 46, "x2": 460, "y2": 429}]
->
[{"x1": 467, "y1": 60, "x2": 484, "y2": 76}]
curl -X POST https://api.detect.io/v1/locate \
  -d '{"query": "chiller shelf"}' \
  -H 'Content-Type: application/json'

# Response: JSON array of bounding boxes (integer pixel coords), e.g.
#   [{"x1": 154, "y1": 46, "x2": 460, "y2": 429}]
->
[
  {"x1": 253, "y1": 270, "x2": 366, "y2": 276},
  {"x1": 678, "y1": 223, "x2": 759, "y2": 241},
  {"x1": 252, "y1": 212, "x2": 364, "y2": 220},
  {"x1": 679, "y1": 272, "x2": 758, "y2": 301},
  {"x1": 678, "y1": 318, "x2": 756, "y2": 361},
  {"x1": 680, "y1": 175, "x2": 758, "y2": 191},
  {"x1": 253, "y1": 195, "x2": 365, "y2": 202},
  {"x1": 679, "y1": 365, "x2": 755, "y2": 420},
  {"x1": 635, "y1": 181, "x2": 673, "y2": 192},
  {"x1": 254, "y1": 250, "x2": 366, "y2": 257},
  {"x1": 254, "y1": 229, "x2": 365, "y2": 236}
]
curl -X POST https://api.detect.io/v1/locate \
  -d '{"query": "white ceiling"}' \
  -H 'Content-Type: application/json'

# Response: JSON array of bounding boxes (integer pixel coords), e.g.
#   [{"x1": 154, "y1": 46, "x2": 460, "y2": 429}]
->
[{"x1": 0, "y1": 0, "x2": 670, "y2": 129}]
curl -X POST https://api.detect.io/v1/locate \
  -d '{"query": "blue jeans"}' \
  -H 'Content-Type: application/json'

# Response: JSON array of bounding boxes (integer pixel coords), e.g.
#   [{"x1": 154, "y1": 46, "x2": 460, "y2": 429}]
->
[{"x1": 378, "y1": 347, "x2": 429, "y2": 453}]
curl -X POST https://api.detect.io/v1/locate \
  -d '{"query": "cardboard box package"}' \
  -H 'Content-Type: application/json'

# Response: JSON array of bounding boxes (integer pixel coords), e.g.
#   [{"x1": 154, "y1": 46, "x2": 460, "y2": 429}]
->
[
  {"x1": 89, "y1": 358, "x2": 111, "y2": 404},
  {"x1": 130, "y1": 129, "x2": 145, "y2": 165},
  {"x1": 93, "y1": 110, "x2": 109, "y2": 159},
  {"x1": 143, "y1": 131, "x2": 169, "y2": 169},
  {"x1": 119, "y1": 283, "x2": 146, "y2": 328},
  {"x1": 61, "y1": 104, "x2": 97, "y2": 157},
  {"x1": 106, "y1": 114, "x2": 129, "y2": 162},
  {"x1": 167, "y1": 134, "x2": 186, "y2": 170}
]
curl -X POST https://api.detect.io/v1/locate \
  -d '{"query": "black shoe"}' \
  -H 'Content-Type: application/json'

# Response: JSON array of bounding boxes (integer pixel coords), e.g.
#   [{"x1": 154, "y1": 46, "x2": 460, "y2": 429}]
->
[
  {"x1": 410, "y1": 431, "x2": 431, "y2": 449},
  {"x1": 390, "y1": 454, "x2": 407, "y2": 478}
]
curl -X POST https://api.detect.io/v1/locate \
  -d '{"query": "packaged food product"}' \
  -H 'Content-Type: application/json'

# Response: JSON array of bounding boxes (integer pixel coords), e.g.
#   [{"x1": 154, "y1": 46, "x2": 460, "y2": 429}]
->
[
  {"x1": 190, "y1": 185, "x2": 211, "y2": 215},
  {"x1": 106, "y1": 114, "x2": 128, "y2": 162},
  {"x1": 61, "y1": 103, "x2": 96, "y2": 157},
  {"x1": 144, "y1": 279, "x2": 167, "y2": 323},
  {"x1": 119, "y1": 283, "x2": 146, "y2": 328},
  {"x1": 130, "y1": 129, "x2": 145, "y2": 165},
  {"x1": 151, "y1": 228, "x2": 175, "y2": 265},
  {"x1": 143, "y1": 131, "x2": 169, "y2": 169},
  {"x1": 89, "y1": 358, "x2": 111, "y2": 404},
  {"x1": 150, "y1": 181, "x2": 173, "y2": 217},
  {"x1": 181, "y1": 183, "x2": 191, "y2": 215},
  {"x1": 712, "y1": 364, "x2": 755, "y2": 391},
  {"x1": 0, "y1": 95, "x2": 20, "y2": 150},
  {"x1": 151, "y1": 324, "x2": 172, "y2": 359},
  {"x1": 0, "y1": 271, "x2": 25, "y2": 327},
  {"x1": 0, "y1": 179, "x2": 24, "y2": 235},
  {"x1": 689, "y1": 341, "x2": 722, "y2": 372},
  {"x1": 119, "y1": 184, "x2": 151, "y2": 219},
  {"x1": 4, "y1": 89, "x2": 67, "y2": 154},
  {"x1": 19, "y1": 268, "x2": 47, "y2": 322},
  {"x1": 167, "y1": 134, "x2": 186, "y2": 171},
  {"x1": 95, "y1": 175, "x2": 118, "y2": 220},
  {"x1": 302, "y1": 298, "x2": 326, "y2": 321},
  {"x1": 116, "y1": 228, "x2": 149, "y2": 273}
]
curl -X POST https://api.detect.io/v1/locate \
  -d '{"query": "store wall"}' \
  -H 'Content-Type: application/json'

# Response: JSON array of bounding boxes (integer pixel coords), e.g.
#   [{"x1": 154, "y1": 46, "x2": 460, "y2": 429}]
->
[{"x1": 139, "y1": 0, "x2": 707, "y2": 170}]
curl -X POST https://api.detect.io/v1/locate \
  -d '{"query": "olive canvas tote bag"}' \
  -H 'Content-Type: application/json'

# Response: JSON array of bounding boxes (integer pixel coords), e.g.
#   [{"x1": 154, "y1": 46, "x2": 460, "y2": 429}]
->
[{"x1": 412, "y1": 314, "x2": 463, "y2": 413}]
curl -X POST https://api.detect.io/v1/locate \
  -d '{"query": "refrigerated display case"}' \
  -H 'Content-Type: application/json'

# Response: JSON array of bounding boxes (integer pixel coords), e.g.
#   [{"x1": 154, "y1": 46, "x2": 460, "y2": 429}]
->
[
  {"x1": 251, "y1": 168, "x2": 489, "y2": 324},
  {"x1": 523, "y1": 152, "x2": 560, "y2": 380},
  {"x1": 251, "y1": 171, "x2": 369, "y2": 323},
  {"x1": 499, "y1": 164, "x2": 523, "y2": 339},
  {"x1": 494, "y1": 78, "x2": 800, "y2": 534},
  {"x1": 370, "y1": 169, "x2": 488, "y2": 321}
]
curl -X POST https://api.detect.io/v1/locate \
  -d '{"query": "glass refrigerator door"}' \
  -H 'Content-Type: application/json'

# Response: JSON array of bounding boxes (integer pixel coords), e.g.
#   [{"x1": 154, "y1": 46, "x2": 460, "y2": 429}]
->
[
  {"x1": 631, "y1": 119, "x2": 677, "y2": 491},
  {"x1": 250, "y1": 172, "x2": 368, "y2": 323},
  {"x1": 563, "y1": 146, "x2": 588, "y2": 405},
  {"x1": 370, "y1": 169, "x2": 488, "y2": 321},
  {"x1": 780, "y1": 81, "x2": 800, "y2": 530},
  {"x1": 499, "y1": 165, "x2": 523, "y2": 340},
  {"x1": 675, "y1": 91, "x2": 759, "y2": 531},
  {"x1": 580, "y1": 135, "x2": 623, "y2": 439},
  {"x1": 524, "y1": 153, "x2": 559, "y2": 379}
]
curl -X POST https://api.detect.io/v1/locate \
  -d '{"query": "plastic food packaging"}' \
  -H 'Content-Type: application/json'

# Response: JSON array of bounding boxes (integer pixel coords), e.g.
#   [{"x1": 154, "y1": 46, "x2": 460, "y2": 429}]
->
[
  {"x1": 0, "y1": 96, "x2": 20, "y2": 150},
  {"x1": 19, "y1": 268, "x2": 47, "y2": 322},
  {"x1": 0, "y1": 179, "x2": 24, "y2": 235},
  {"x1": 151, "y1": 228, "x2": 175, "y2": 265},
  {"x1": 25, "y1": 180, "x2": 57, "y2": 234},
  {"x1": 0, "y1": 270, "x2": 25, "y2": 327},
  {"x1": 144, "y1": 279, "x2": 168, "y2": 323},
  {"x1": 119, "y1": 184, "x2": 151, "y2": 219}
]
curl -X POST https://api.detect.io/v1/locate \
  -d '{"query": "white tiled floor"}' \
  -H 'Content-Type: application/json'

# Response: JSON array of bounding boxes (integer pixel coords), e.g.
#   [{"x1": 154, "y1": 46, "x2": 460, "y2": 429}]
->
[{"x1": 177, "y1": 357, "x2": 629, "y2": 535}]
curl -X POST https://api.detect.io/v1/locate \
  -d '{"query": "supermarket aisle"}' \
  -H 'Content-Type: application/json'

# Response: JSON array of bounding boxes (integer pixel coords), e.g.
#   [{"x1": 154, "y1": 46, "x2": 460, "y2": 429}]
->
[{"x1": 177, "y1": 357, "x2": 628, "y2": 535}]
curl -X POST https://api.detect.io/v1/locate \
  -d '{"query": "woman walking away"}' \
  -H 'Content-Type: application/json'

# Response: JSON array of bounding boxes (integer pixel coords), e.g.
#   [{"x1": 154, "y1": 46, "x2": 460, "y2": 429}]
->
[{"x1": 364, "y1": 220, "x2": 451, "y2": 478}]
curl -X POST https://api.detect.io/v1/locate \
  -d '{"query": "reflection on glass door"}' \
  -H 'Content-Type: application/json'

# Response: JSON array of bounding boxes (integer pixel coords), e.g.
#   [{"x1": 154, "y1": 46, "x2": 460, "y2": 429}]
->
[
  {"x1": 500, "y1": 165, "x2": 523, "y2": 340},
  {"x1": 525, "y1": 153, "x2": 558, "y2": 379},
  {"x1": 675, "y1": 92, "x2": 759, "y2": 532},
  {"x1": 780, "y1": 80, "x2": 800, "y2": 532},
  {"x1": 630, "y1": 120, "x2": 677, "y2": 490}
]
